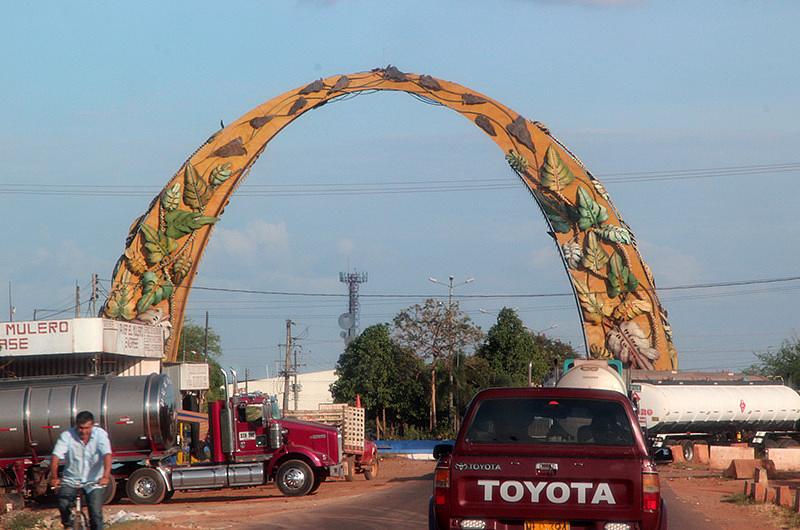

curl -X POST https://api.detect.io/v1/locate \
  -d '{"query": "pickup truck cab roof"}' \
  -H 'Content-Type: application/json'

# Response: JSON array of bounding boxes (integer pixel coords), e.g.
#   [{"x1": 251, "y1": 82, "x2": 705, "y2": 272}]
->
[{"x1": 430, "y1": 387, "x2": 666, "y2": 530}]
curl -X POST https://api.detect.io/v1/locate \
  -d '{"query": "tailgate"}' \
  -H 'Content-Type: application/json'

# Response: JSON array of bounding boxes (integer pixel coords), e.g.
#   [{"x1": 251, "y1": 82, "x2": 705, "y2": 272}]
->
[{"x1": 451, "y1": 452, "x2": 642, "y2": 522}]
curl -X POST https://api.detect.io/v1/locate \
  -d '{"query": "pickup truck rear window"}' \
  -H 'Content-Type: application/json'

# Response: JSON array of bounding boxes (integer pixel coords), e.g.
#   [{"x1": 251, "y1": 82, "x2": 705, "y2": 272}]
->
[{"x1": 464, "y1": 397, "x2": 634, "y2": 446}]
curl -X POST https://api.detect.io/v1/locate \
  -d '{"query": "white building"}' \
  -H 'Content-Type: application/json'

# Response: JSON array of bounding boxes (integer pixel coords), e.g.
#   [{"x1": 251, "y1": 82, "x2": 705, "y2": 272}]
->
[
  {"x1": 230, "y1": 369, "x2": 338, "y2": 411},
  {"x1": 0, "y1": 318, "x2": 163, "y2": 378}
]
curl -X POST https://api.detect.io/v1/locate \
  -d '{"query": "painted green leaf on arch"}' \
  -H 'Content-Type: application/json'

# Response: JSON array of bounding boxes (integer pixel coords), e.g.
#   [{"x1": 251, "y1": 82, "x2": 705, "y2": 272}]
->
[
  {"x1": 136, "y1": 271, "x2": 175, "y2": 314},
  {"x1": 160, "y1": 183, "x2": 181, "y2": 212},
  {"x1": 582, "y1": 231, "x2": 609, "y2": 273},
  {"x1": 533, "y1": 191, "x2": 572, "y2": 234},
  {"x1": 210, "y1": 163, "x2": 233, "y2": 188},
  {"x1": 577, "y1": 187, "x2": 608, "y2": 230},
  {"x1": 183, "y1": 163, "x2": 212, "y2": 210},
  {"x1": 606, "y1": 253, "x2": 639, "y2": 298},
  {"x1": 140, "y1": 224, "x2": 177, "y2": 265},
  {"x1": 164, "y1": 210, "x2": 219, "y2": 239},
  {"x1": 598, "y1": 225, "x2": 633, "y2": 245},
  {"x1": 541, "y1": 145, "x2": 576, "y2": 192}
]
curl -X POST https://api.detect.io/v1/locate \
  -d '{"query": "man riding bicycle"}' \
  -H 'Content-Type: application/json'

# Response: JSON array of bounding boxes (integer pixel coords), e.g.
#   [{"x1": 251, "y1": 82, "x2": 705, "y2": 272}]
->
[{"x1": 49, "y1": 410, "x2": 112, "y2": 530}]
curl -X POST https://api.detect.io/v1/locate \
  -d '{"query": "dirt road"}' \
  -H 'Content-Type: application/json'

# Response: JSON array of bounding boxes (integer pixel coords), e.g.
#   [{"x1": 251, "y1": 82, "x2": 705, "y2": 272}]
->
[{"x1": 10, "y1": 459, "x2": 796, "y2": 529}]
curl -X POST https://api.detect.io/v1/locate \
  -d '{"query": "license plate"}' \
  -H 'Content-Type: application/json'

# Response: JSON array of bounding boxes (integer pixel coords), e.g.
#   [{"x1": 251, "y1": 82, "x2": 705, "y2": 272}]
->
[{"x1": 525, "y1": 522, "x2": 570, "y2": 530}]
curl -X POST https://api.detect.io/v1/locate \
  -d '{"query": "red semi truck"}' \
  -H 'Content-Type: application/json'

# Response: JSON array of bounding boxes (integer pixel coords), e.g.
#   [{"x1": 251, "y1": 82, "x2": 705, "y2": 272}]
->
[
  {"x1": 430, "y1": 387, "x2": 667, "y2": 530},
  {"x1": 0, "y1": 370, "x2": 346, "y2": 504}
]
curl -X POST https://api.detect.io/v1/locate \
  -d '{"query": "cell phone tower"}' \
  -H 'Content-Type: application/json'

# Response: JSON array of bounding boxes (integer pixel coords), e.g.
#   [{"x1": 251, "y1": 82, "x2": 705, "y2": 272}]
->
[{"x1": 338, "y1": 271, "x2": 368, "y2": 347}]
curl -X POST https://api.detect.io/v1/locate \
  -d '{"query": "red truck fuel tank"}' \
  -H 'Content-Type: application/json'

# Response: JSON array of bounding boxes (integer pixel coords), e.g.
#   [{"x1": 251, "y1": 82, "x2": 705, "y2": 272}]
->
[{"x1": 430, "y1": 387, "x2": 666, "y2": 530}]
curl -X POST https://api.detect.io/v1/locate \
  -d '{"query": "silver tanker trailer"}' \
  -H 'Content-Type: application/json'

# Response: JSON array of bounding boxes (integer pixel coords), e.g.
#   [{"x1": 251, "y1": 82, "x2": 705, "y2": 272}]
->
[
  {"x1": 1, "y1": 370, "x2": 348, "y2": 505},
  {"x1": 0, "y1": 373, "x2": 176, "y2": 502},
  {"x1": 556, "y1": 358, "x2": 800, "y2": 460}
]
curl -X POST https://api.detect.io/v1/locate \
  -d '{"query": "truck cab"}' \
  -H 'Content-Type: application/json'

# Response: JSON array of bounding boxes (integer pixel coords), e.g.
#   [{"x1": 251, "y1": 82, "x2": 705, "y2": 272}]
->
[
  {"x1": 125, "y1": 370, "x2": 344, "y2": 504},
  {"x1": 430, "y1": 387, "x2": 667, "y2": 530}
]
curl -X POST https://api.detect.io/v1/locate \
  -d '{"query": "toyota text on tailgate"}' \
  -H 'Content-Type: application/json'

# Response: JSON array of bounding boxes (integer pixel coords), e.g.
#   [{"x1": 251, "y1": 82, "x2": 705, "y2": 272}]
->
[{"x1": 430, "y1": 387, "x2": 666, "y2": 530}]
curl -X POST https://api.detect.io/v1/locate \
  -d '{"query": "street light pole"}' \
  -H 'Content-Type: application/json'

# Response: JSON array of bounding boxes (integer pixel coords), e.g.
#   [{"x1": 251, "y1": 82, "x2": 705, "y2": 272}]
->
[{"x1": 428, "y1": 275, "x2": 474, "y2": 433}]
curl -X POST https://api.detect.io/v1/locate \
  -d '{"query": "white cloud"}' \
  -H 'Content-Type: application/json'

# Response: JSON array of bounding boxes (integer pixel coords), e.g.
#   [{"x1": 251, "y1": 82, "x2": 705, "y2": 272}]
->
[
  {"x1": 638, "y1": 241, "x2": 702, "y2": 287},
  {"x1": 337, "y1": 238, "x2": 354, "y2": 256},
  {"x1": 529, "y1": 245, "x2": 559, "y2": 269},
  {"x1": 212, "y1": 220, "x2": 289, "y2": 263}
]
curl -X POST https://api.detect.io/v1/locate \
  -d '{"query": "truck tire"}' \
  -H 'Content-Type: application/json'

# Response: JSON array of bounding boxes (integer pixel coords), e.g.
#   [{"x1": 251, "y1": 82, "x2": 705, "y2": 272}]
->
[
  {"x1": 275, "y1": 460, "x2": 314, "y2": 497},
  {"x1": 364, "y1": 458, "x2": 379, "y2": 480},
  {"x1": 101, "y1": 479, "x2": 118, "y2": 505},
  {"x1": 428, "y1": 497, "x2": 438, "y2": 530},
  {"x1": 126, "y1": 468, "x2": 167, "y2": 504},
  {"x1": 309, "y1": 471, "x2": 326, "y2": 494},
  {"x1": 681, "y1": 440, "x2": 694, "y2": 462}
]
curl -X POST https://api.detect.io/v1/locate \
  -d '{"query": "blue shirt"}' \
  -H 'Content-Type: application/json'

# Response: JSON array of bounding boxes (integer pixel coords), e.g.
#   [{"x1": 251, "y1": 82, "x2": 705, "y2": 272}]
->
[{"x1": 52, "y1": 426, "x2": 112, "y2": 492}]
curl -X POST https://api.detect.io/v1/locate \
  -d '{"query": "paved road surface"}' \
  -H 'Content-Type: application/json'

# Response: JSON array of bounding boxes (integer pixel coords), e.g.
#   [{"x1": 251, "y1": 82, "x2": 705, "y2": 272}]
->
[
  {"x1": 662, "y1": 481, "x2": 723, "y2": 529},
  {"x1": 252, "y1": 470, "x2": 721, "y2": 529},
  {"x1": 252, "y1": 472, "x2": 433, "y2": 529}
]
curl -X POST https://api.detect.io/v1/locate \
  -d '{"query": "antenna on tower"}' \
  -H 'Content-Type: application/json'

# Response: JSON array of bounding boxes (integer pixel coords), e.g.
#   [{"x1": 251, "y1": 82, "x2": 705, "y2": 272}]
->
[{"x1": 338, "y1": 270, "x2": 368, "y2": 347}]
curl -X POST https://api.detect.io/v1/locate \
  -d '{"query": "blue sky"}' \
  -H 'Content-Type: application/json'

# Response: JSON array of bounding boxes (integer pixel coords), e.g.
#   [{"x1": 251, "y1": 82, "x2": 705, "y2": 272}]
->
[{"x1": 2, "y1": 0, "x2": 799, "y2": 376}]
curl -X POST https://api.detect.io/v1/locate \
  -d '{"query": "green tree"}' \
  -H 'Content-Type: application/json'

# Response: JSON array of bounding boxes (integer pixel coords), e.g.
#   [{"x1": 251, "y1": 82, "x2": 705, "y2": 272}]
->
[
  {"x1": 476, "y1": 308, "x2": 575, "y2": 386},
  {"x1": 393, "y1": 299, "x2": 483, "y2": 431},
  {"x1": 331, "y1": 324, "x2": 427, "y2": 434},
  {"x1": 177, "y1": 319, "x2": 225, "y2": 401},
  {"x1": 745, "y1": 339, "x2": 800, "y2": 386}
]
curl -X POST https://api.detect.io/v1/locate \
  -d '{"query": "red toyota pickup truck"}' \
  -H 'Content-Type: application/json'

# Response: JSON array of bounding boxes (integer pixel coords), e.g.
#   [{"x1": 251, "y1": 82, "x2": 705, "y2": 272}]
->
[{"x1": 430, "y1": 387, "x2": 667, "y2": 530}]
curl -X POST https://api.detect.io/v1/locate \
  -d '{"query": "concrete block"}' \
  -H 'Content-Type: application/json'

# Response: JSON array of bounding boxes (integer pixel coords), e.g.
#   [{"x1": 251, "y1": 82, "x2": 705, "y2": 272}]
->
[
  {"x1": 766, "y1": 486, "x2": 778, "y2": 504},
  {"x1": 709, "y1": 445, "x2": 755, "y2": 470},
  {"x1": 755, "y1": 466, "x2": 770, "y2": 484},
  {"x1": 778, "y1": 486, "x2": 796, "y2": 509},
  {"x1": 755, "y1": 482, "x2": 768, "y2": 502},
  {"x1": 766, "y1": 448, "x2": 800, "y2": 472},
  {"x1": 724, "y1": 459, "x2": 774, "y2": 480},
  {"x1": 669, "y1": 445, "x2": 685, "y2": 463},
  {"x1": 692, "y1": 443, "x2": 710, "y2": 464}
]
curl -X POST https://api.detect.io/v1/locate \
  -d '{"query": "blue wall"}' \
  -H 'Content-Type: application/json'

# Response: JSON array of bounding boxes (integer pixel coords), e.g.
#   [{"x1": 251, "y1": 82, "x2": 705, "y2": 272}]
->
[{"x1": 375, "y1": 439, "x2": 454, "y2": 454}]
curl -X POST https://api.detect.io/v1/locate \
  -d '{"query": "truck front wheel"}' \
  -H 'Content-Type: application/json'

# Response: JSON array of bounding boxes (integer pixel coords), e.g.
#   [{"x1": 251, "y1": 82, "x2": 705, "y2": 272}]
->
[
  {"x1": 276, "y1": 460, "x2": 314, "y2": 496},
  {"x1": 309, "y1": 471, "x2": 326, "y2": 494},
  {"x1": 364, "y1": 459, "x2": 379, "y2": 480},
  {"x1": 126, "y1": 468, "x2": 166, "y2": 504}
]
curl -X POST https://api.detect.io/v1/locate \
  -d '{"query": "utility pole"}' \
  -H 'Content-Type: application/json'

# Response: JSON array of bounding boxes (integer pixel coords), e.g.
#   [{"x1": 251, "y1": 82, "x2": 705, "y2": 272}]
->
[
  {"x1": 203, "y1": 311, "x2": 209, "y2": 360},
  {"x1": 282, "y1": 319, "x2": 293, "y2": 412},
  {"x1": 8, "y1": 281, "x2": 14, "y2": 322},
  {"x1": 90, "y1": 273, "x2": 99, "y2": 316},
  {"x1": 75, "y1": 281, "x2": 81, "y2": 318},
  {"x1": 428, "y1": 275, "x2": 474, "y2": 432},
  {"x1": 293, "y1": 346, "x2": 299, "y2": 411}
]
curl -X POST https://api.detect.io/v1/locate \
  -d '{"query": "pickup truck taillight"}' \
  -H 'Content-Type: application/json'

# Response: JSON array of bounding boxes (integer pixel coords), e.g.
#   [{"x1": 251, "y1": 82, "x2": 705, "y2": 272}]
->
[
  {"x1": 642, "y1": 462, "x2": 660, "y2": 513},
  {"x1": 433, "y1": 464, "x2": 450, "y2": 505}
]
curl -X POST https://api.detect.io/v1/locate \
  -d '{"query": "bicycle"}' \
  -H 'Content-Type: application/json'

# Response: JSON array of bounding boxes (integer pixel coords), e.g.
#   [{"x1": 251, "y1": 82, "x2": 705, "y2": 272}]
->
[
  {"x1": 70, "y1": 486, "x2": 90, "y2": 530},
  {"x1": 59, "y1": 481, "x2": 97, "y2": 530}
]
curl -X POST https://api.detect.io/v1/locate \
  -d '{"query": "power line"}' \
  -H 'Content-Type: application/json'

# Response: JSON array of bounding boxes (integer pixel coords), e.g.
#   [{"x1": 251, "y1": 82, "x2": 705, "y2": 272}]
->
[
  {"x1": 100, "y1": 273, "x2": 800, "y2": 300},
  {"x1": 2, "y1": 162, "x2": 799, "y2": 198}
]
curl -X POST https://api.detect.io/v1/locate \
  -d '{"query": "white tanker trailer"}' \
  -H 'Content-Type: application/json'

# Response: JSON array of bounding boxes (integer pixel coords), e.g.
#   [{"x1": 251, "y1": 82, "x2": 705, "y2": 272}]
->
[{"x1": 555, "y1": 359, "x2": 800, "y2": 459}]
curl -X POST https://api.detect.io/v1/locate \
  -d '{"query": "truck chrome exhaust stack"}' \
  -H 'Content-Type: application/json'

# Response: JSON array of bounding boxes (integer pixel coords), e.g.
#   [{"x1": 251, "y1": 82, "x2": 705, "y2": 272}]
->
[{"x1": 219, "y1": 368, "x2": 235, "y2": 455}]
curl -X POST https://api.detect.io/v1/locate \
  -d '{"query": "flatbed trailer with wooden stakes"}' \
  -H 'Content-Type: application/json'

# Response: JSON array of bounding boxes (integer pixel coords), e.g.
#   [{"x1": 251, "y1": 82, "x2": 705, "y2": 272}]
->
[{"x1": 285, "y1": 403, "x2": 379, "y2": 481}]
